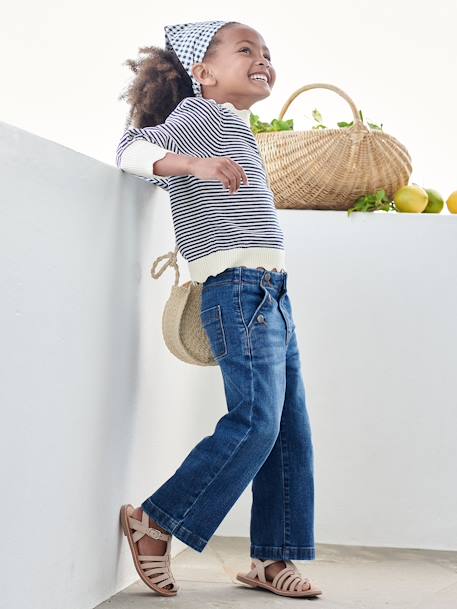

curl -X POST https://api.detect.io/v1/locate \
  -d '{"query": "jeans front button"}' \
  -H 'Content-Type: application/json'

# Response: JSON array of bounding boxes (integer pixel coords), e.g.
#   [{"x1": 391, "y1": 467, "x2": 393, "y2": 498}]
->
[
  {"x1": 264, "y1": 272, "x2": 271, "y2": 281},
  {"x1": 257, "y1": 314, "x2": 265, "y2": 323}
]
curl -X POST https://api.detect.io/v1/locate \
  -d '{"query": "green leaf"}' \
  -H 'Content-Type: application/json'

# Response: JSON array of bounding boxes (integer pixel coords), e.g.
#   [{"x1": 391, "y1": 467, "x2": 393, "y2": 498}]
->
[
  {"x1": 312, "y1": 108, "x2": 323, "y2": 122},
  {"x1": 347, "y1": 188, "x2": 394, "y2": 214},
  {"x1": 251, "y1": 106, "x2": 384, "y2": 134},
  {"x1": 337, "y1": 121, "x2": 354, "y2": 128},
  {"x1": 367, "y1": 121, "x2": 383, "y2": 131}
]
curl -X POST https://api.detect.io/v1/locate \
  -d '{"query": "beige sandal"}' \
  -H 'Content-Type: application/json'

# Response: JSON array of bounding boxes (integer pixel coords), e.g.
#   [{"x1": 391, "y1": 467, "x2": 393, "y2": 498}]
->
[
  {"x1": 236, "y1": 558, "x2": 322, "y2": 597},
  {"x1": 120, "y1": 504, "x2": 179, "y2": 596}
]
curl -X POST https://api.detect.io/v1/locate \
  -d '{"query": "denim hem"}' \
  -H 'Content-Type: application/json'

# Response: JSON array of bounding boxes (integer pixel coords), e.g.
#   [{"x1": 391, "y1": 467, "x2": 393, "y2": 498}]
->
[
  {"x1": 250, "y1": 544, "x2": 316, "y2": 560},
  {"x1": 141, "y1": 498, "x2": 208, "y2": 553}
]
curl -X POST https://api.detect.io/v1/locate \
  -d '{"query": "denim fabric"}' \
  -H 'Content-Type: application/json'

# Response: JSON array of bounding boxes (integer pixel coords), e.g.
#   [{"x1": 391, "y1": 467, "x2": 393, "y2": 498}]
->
[{"x1": 142, "y1": 266, "x2": 315, "y2": 560}]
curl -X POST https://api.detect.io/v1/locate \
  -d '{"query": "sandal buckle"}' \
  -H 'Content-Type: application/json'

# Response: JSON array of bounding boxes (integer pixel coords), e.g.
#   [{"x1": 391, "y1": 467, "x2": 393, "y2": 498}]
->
[{"x1": 147, "y1": 527, "x2": 161, "y2": 539}]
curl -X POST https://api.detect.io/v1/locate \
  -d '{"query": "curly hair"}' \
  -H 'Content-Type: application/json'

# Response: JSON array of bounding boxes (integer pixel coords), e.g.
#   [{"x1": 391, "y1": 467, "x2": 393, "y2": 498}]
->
[{"x1": 118, "y1": 22, "x2": 240, "y2": 130}]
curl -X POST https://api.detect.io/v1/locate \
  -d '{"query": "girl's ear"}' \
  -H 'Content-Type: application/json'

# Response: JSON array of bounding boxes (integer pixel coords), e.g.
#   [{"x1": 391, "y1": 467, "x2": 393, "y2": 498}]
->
[{"x1": 192, "y1": 62, "x2": 216, "y2": 87}]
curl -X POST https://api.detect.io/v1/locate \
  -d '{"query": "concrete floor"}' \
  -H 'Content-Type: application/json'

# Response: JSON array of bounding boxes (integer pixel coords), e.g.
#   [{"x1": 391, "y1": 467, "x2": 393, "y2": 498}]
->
[{"x1": 99, "y1": 537, "x2": 457, "y2": 608}]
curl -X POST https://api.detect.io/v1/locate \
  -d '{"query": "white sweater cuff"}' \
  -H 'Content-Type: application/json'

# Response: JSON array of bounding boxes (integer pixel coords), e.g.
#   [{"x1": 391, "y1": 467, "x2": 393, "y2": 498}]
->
[{"x1": 119, "y1": 140, "x2": 170, "y2": 178}]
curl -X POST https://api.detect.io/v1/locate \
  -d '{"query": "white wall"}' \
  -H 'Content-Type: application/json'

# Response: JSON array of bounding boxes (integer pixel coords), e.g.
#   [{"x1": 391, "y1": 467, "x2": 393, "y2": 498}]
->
[
  {"x1": 0, "y1": 121, "x2": 210, "y2": 609},
  {"x1": 1, "y1": 122, "x2": 457, "y2": 609}
]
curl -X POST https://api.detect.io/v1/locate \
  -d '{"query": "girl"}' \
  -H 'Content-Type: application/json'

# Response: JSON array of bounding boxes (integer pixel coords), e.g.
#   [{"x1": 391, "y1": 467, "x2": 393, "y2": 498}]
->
[{"x1": 117, "y1": 20, "x2": 321, "y2": 599}]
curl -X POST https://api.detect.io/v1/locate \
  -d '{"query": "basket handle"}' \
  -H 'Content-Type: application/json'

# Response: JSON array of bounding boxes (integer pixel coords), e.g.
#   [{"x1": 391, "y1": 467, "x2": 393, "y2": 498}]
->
[
  {"x1": 278, "y1": 83, "x2": 368, "y2": 130},
  {"x1": 150, "y1": 244, "x2": 180, "y2": 286}
]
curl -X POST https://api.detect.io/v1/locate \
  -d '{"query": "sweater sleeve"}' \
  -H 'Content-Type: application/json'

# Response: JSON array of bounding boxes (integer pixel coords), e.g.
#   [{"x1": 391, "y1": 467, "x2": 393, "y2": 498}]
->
[
  {"x1": 118, "y1": 141, "x2": 171, "y2": 178},
  {"x1": 115, "y1": 122, "x2": 178, "y2": 192},
  {"x1": 115, "y1": 97, "x2": 223, "y2": 192}
]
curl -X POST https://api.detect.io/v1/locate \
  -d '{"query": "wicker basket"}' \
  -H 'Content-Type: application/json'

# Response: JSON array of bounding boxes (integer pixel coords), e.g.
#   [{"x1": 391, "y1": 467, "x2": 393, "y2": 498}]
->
[{"x1": 255, "y1": 83, "x2": 413, "y2": 210}]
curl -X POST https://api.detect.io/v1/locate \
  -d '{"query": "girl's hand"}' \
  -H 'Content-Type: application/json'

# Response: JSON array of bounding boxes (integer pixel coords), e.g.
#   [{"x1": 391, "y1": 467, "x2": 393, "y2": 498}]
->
[{"x1": 188, "y1": 157, "x2": 249, "y2": 194}]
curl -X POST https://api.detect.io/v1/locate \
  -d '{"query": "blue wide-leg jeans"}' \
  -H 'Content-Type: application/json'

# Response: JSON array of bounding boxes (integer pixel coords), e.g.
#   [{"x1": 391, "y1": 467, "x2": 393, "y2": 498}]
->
[{"x1": 141, "y1": 266, "x2": 316, "y2": 560}]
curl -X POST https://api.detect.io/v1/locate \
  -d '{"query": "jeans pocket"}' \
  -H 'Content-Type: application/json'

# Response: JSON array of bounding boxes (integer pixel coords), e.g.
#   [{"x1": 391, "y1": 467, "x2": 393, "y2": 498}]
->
[
  {"x1": 240, "y1": 281, "x2": 270, "y2": 330},
  {"x1": 201, "y1": 304, "x2": 228, "y2": 360}
]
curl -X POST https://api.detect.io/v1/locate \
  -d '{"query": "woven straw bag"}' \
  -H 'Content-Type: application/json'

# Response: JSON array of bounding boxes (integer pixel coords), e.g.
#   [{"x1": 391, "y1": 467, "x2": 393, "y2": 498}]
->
[
  {"x1": 255, "y1": 82, "x2": 413, "y2": 210},
  {"x1": 150, "y1": 245, "x2": 217, "y2": 366}
]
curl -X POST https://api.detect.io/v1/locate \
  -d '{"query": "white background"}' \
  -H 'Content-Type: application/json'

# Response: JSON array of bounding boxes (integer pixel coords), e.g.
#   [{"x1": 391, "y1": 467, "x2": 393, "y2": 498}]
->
[{"x1": 1, "y1": 0, "x2": 456, "y2": 206}]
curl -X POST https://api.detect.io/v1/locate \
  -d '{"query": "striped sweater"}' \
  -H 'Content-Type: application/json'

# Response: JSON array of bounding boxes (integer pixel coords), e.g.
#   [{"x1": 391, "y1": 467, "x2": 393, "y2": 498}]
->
[{"x1": 115, "y1": 96, "x2": 286, "y2": 283}]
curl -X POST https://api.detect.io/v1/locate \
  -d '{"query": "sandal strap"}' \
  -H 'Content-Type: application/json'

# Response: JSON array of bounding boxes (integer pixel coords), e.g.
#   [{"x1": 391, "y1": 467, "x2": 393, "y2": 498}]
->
[
  {"x1": 122, "y1": 505, "x2": 178, "y2": 593},
  {"x1": 142, "y1": 570, "x2": 174, "y2": 588},
  {"x1": 247, "y1": 559, "x2": 277, "y2": 582},
  {"x1": 248, "y1": 559, "x2": 311, "y2": 592},
  {"x1": 138, "y1": 552, "x2": 176, "y2": 589},
  {"x1": 272, "y1": 565, "x2": 311, "y2": 592},
  {"x1": 128, "y1": 510, "x2": 170, "y2": 542}
]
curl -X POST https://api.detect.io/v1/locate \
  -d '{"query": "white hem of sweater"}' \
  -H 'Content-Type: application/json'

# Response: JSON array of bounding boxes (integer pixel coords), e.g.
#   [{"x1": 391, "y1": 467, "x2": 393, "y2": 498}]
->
[
  {"x1": 188, "y1": 247, "x2": 287, "y2": 283},
  {"x1": 119, "y1": 140, "x2": 170, "y2": 177}
]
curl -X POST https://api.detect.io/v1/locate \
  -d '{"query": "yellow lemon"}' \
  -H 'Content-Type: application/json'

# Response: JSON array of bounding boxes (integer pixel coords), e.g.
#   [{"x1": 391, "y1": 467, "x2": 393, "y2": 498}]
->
[
  {"x1": 446, "y1": 190, "x2": 457, "y2": 214},
  {"x1": 393, "y1": 184, "x2": 428, "y2": 213},
  {"x1": 422, "y1": 188, "x2": 444, "y2": 213}
]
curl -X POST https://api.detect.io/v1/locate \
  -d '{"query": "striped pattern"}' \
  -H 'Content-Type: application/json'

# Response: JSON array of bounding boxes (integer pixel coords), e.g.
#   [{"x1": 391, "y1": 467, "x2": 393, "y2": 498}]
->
[{"x1": 115, "y1": 96, "x2": 286, "y2": 281}]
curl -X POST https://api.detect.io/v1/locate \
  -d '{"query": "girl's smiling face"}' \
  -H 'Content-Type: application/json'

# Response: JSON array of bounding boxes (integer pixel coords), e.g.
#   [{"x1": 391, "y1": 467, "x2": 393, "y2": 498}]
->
[{"x1": 192, "y1": 24, "x2": 276, "y2": 110}]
